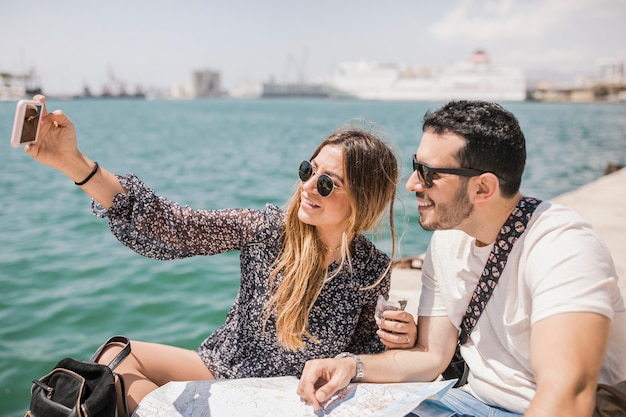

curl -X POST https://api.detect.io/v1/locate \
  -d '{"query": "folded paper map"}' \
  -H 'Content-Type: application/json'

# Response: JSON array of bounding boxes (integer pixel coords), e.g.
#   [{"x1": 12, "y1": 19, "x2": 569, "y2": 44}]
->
[{"x1": 133, "y1": 376, "x2": 456, "y2": 417}]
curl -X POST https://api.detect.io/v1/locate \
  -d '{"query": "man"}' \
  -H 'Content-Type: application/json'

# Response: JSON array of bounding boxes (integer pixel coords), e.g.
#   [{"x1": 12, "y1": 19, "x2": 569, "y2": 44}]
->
[{"x1": 297, "y1": 101, "x2": 626, "y2": 416}]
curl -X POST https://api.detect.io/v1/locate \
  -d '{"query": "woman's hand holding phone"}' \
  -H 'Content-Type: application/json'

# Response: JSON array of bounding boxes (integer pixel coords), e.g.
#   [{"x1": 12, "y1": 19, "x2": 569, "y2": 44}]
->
[{"x1": 17, "y1": 95, "x2": 85, "y2": 175}]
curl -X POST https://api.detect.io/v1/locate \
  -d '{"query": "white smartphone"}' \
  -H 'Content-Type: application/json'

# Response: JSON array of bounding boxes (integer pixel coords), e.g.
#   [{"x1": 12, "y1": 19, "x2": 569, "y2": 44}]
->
[{"x1": 10, "y1": 100, "x2": 44, "y2": 148}]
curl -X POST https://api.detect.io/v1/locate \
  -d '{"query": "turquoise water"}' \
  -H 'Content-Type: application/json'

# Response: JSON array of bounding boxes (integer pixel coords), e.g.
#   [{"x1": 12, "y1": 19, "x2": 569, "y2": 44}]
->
[{"x1": 1, "y1": 98, "x2": 624, "y2": 415}]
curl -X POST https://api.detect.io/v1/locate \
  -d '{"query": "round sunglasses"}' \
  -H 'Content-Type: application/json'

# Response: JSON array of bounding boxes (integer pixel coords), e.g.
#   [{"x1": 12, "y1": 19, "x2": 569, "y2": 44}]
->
[{"x1": 298, "y1": 160, "x2": 340, "y2": 197}]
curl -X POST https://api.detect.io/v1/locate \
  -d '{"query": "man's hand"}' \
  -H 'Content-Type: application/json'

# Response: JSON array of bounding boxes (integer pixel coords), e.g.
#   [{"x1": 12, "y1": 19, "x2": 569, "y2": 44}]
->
[{"x1": 297, "y1": 357, "x2": 355, "y2": 411}]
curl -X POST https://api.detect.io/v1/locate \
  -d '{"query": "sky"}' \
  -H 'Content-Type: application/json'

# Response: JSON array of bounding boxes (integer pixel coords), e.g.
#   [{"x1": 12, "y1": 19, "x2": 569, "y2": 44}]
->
[{"x1": 2, "y1": 0, "x2": 625, "y2": 96}]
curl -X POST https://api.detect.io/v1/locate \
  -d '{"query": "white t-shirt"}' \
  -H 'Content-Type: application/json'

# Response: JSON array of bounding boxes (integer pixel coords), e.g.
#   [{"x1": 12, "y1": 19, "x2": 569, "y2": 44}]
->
[{"x1": 418, "y1": 201, "x2": 626, "y2": 413}]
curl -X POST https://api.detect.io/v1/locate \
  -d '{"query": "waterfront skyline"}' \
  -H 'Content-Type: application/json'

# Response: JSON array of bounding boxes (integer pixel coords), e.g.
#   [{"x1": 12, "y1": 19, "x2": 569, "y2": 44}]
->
[{"x1": 2, "y1": 0, "x2": 625, "y2": 96}]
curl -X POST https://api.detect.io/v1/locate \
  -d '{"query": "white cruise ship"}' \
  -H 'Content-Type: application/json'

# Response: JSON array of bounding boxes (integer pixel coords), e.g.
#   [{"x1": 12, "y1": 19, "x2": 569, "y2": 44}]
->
[{"x1": 327, "y1": 51, "x2": 526, "y2": 102}]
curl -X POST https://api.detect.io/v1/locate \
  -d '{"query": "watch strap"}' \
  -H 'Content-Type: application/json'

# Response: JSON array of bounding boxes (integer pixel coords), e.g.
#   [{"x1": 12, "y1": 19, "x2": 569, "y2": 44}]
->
[{"x1": 335, "y1": 352, "x2": 364, "y2": 382}]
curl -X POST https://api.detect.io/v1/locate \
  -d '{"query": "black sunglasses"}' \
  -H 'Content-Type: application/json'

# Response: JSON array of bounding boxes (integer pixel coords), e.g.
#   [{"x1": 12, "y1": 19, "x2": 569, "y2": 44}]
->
[
  {"x1": 298, "y1": 160, "x2": 340, "y2": 197},
  {"x1": 412, "y1": 154, "x2": 489, "y2": 188}
]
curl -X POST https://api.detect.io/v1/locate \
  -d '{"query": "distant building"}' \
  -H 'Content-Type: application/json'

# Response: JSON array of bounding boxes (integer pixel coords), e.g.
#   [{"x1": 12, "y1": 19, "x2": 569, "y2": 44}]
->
[
  {"x1": 0, "y1": 70, "x2": 42, "y2": 101},
  {"x1": 189, "y1": 69, "x2": 221, "y2": 98},
  {"x1": 529, "y1": 58, "x2": 626, "y2": 103},
  {"x1": 596, "y1": 58, "x2": 624, "y2": 83}
]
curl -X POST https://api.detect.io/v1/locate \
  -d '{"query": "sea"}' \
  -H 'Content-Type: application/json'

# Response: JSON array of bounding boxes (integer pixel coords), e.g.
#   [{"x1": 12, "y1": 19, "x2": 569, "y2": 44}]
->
[{"x1": 1, "y1": 98, "x2": 624, "y2": 416}]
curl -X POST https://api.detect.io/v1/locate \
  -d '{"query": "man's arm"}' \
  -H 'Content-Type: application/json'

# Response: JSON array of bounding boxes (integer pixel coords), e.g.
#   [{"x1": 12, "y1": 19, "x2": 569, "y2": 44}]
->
[
  {"x1": 363, "y1": 315, "x2": 458, "y2": 382},
  {"x1": 525, "y1": 312, "x2": 610, "y2": 417},
  {"x1": 297, "y1": 315, "x2": 458, "y2": 410}
]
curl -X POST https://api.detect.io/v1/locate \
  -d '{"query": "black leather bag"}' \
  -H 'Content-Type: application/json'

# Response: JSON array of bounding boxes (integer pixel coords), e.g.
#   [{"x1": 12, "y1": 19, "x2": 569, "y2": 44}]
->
[
  {"x1": 441, "y1": 344, "x2": 469, "y2": 388},
  {"x1": 24, "y1": 335, "x2": 131, "y2": 417}
]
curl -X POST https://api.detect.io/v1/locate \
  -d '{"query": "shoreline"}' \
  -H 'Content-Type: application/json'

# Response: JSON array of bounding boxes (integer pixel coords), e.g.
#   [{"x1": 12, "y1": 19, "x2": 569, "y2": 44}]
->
[{"x1": 390, "y1": 167, "x2": 626, "y2": 317}]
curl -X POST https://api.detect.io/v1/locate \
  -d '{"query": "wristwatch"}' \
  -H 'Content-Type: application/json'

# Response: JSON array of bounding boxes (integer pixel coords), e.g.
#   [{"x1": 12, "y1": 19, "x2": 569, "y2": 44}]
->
[{"x1": 335, "y1": 352, "x2": 364, "y2": 382}]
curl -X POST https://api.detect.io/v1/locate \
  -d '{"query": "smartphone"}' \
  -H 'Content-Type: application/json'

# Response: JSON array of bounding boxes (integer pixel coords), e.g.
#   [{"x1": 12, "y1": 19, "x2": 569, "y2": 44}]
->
[{"x1": 10, "y1": 100, "x2": 44, "y2": 148}]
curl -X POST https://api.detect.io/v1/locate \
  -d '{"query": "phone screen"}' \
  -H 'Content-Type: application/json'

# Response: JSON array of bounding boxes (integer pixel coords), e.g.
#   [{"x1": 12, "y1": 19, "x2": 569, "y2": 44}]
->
[{"x1": 19, "y1": 102, "x2": 43, "y2": 145}]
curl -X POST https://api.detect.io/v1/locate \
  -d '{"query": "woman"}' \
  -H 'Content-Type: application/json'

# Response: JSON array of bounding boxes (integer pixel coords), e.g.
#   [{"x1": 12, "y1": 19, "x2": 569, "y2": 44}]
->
[{"x1": 25, "y1": 95, "x2": 416, "y2": 412}]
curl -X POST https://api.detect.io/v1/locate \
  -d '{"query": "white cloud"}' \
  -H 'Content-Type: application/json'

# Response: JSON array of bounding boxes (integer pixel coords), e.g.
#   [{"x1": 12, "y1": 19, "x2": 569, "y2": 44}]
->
[
  {"x1": 427, "y1": 0, "x2": 618, "y2": 42},
  {"x1": 423, "y1": 0, "x2": 626, "y2": 78},
  {"x1": 507, "y1": 49, "x2": 587, "y2": 66}
]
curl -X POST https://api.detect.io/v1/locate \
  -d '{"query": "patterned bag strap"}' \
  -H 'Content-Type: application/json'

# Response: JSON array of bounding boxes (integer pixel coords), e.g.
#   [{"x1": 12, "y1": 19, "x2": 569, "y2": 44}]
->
[{"x1": 459, "y1": 197, "x2": 542, "y2": 345}]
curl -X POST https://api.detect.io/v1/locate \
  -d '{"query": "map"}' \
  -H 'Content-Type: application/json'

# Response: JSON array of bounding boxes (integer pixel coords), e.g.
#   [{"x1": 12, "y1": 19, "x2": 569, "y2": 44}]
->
[{"x1": 133, "y1": 376, "x2": 456, "y2": 417}]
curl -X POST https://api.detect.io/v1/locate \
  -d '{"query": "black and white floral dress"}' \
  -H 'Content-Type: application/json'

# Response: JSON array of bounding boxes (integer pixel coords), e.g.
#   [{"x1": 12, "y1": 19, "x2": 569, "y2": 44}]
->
[{"x1": 95, "y1": 174, "x2": 391, "y2": 378}]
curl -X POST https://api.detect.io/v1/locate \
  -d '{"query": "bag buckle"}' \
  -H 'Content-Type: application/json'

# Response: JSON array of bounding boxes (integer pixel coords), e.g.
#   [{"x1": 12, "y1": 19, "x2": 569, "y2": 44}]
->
[{"x1": 31, "y1": 379, "x2": 54, "y2": 399}]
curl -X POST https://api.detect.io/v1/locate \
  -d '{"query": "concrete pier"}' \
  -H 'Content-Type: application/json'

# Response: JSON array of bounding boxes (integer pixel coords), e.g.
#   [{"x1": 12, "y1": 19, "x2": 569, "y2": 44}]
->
[{"x1": 390, "y1": 168, "x2": 626, "y2": 318}]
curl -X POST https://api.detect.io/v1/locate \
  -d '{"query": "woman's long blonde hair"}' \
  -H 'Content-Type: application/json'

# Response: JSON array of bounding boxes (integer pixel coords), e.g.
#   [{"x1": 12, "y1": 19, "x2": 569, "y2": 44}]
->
[{"x1": 264, "y1": 126, "x2": 399, "y2": 351}]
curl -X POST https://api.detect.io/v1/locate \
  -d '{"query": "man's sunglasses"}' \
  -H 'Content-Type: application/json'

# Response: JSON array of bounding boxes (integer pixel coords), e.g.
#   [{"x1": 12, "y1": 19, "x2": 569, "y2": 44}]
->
[
  {"x1": 412, "y1": 154, "x2": 489, "y2": 188},
  {"x1": 298, "y1": 160, "x2": 340, "y2": 197}
]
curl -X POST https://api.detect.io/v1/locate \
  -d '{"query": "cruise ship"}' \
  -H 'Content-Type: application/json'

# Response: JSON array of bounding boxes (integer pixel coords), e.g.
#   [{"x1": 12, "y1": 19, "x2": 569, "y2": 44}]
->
[{"x1": 327, "y1": 50, "x2": 527, "y2": 102}]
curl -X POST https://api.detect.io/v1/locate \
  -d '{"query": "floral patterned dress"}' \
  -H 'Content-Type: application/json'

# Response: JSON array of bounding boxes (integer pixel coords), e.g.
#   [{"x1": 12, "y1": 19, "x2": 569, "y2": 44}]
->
[{"x1": 95, "y1": 174, "x2": 391, "y2": 378}]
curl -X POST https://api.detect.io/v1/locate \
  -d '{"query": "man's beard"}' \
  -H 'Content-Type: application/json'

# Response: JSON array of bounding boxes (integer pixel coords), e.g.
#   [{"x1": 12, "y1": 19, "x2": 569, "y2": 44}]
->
[{"x1": 419, "y1": 182, "x2": 473, "y2": 231}]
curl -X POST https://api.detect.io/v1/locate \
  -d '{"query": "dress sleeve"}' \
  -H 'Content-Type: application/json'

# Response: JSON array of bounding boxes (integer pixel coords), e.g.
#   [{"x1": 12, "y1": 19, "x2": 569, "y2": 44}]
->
[{"x1": 92, "y1": 174, "x2": 266, "y2": 260}]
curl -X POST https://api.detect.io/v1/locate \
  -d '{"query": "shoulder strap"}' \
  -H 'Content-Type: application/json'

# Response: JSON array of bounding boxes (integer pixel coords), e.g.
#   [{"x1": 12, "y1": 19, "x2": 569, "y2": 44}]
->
[
  {"x1": 89, "y1": 335, "x2": 131, "y2": 370},
  {"x1": 89, "y1": 335, "x2": 132, "y2": 417},
  {"x1": 459, "y1": 197, "x2": 542, "y2": 344}
]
